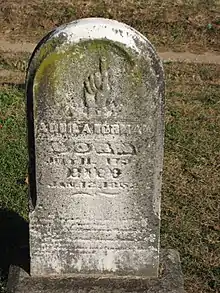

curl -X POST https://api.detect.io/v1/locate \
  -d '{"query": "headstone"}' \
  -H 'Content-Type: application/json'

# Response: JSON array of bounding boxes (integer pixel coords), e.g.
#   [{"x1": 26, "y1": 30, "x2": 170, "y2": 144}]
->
[{"x1": 7, "y1": 18, "x2": 184, "y2": 293}]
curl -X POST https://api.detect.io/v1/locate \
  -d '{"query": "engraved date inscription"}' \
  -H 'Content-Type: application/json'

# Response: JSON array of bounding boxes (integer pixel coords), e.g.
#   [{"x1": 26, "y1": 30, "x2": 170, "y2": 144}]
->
[
  {"x1": 42, "y1": 140, "x2": 138, "y2": 196},
  {"x1": 38, "y1": 119, "x2": 150, "y2": 196}
]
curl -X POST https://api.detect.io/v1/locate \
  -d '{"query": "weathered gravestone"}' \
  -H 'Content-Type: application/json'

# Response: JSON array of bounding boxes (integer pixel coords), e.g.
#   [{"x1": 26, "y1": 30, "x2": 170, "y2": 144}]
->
[{"x1": 7, "y1": 18, "x2": 184, "y2": 292}]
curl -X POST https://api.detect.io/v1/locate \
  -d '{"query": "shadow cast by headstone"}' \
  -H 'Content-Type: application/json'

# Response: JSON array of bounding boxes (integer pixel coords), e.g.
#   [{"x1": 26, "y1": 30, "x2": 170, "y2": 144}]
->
[{"x1": 0, "y1": 209, "x2": 29, "y2": 285}]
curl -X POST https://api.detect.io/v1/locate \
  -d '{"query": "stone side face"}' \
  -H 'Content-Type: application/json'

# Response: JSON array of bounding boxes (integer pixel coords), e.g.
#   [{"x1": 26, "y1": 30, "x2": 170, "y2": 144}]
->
[{"x1": 26, "y1": 18, "x2": 165, "y2": 277}]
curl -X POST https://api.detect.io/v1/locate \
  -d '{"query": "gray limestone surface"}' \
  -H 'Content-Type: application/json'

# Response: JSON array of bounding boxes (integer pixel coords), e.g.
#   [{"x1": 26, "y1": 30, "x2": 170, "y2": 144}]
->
[
  {"x1": 7, "y1": 249, "x2": 184, "y2": 293},
  {"x1": 26, "y1": 18, "x2": 165, "y2": 278}
]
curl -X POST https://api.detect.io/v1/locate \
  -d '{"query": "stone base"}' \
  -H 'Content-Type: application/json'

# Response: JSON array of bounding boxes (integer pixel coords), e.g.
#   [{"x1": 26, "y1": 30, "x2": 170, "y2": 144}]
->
[{"x1": 7, "y1": 249, "x2": 184, "y2": 293}]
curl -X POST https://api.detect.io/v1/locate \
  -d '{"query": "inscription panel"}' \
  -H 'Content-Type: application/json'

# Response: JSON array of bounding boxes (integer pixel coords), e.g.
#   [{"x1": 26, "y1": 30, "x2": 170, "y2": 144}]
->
[
  {"x1": 37, "y1": 121, "x2": 153, "y2": 197},
  {"x1": 28, "y1": 19, "x2": 164, "y2": 277}
]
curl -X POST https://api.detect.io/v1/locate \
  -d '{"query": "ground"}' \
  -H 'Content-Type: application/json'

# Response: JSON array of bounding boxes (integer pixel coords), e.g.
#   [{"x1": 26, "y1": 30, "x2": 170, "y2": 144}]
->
[{"x1": 0, "y1": 1, "x2": 220, "y2": 292}]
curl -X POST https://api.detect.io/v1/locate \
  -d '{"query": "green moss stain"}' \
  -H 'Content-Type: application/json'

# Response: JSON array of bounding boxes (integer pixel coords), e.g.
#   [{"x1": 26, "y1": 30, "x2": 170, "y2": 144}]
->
[
  {"x1": 36, "y1": 37, "x2": 66, "y2": 65},
  {"x1": 34, "y1": 51, "x2": 64, "y2": 117},
  {"x1": 130, "y1": 66, "x2": 143, "y2": 86},
  {"x1": 33, "y1": 38, "x2": 138, "y2": 117},
  {"x1": 35, "y1": 38, "x2": 134, "y2": 79}
]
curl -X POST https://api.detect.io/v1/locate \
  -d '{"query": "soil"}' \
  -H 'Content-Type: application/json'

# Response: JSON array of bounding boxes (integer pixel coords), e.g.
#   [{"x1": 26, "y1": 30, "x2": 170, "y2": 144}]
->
[
  {"x1": 0, "y1": 0, "x2": 220, "y2": 53},
  {"x1": 1, "y1": 39, "x2": 220, "y2": 85}
]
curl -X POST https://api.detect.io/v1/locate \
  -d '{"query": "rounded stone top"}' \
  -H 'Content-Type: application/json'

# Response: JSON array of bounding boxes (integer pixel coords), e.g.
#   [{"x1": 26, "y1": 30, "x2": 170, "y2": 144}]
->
[
  {"x1": 27, "y1": 17, "x2": 164, "y2": 124},
  {"x1": 28, "y1": 18, "x2": 164, "y2": 66},
  {"x1": 50, "y1": 18, "x2": 157, "y2": 56},
  {"x1": 27, "y1": 18, "x2": 164, "y2": 95}
]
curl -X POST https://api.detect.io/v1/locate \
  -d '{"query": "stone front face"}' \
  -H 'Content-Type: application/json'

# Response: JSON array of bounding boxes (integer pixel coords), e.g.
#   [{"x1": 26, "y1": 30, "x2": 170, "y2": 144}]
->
[{"x1": 27, "y1": 19, "x2": 164, "y2": 278}]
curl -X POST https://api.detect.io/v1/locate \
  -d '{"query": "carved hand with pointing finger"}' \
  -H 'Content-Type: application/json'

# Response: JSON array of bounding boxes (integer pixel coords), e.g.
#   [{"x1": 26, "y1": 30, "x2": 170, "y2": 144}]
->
[{"x1": 84, "y1": 57, "x2": 110, "y2": 115}]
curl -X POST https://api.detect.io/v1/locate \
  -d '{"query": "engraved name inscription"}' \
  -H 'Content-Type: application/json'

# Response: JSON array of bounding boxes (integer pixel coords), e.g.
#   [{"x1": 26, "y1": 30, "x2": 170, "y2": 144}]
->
[{"x1": 38, "y1": 122, "x2": 152, "y2": 136}]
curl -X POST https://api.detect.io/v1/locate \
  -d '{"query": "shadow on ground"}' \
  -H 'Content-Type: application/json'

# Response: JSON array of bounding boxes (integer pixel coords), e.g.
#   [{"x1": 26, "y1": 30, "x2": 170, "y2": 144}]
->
[{"x1": 0, "y1": 209, "x2": 29, "y2": 291}]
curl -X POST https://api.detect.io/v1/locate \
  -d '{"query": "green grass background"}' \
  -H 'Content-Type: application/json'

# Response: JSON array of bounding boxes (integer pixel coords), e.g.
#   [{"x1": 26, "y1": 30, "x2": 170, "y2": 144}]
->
[{"x1": 0, "y1": 62, "x2": 219, "y2": 292}]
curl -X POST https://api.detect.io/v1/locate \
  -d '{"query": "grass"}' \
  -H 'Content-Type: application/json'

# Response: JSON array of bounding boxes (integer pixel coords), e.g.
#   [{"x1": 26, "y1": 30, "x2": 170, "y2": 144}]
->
[
  {"x1": 0, "y1": 63, "x2": 219, "y2": 292},
  {"x1": 0, "y1": 52, "x2": 29, "y2": 72},
  {"x1": 0, "y1": 86, "x2": 28, "y2": 292},
  {"x1": 1, "y1": 0, "x2": 220, "y2": 53},
  {"x1": 1, "y1": 1, "x2": 220, "y2": 292},
  {"x1": 162, "y1": 63, "x2": 220, "y2": 292},
  {"x1": 0, "y1": 86, "x2": 28, "y2": 218}
]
